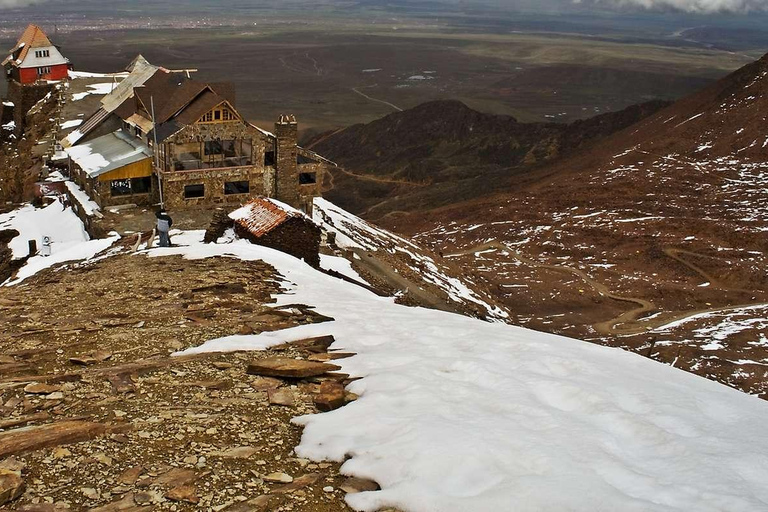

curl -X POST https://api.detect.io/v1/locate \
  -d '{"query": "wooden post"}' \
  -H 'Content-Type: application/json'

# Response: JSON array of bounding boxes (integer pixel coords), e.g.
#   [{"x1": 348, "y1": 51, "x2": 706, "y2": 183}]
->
[{"x1": 28, "y1": 239, "x2": 37, "y2": 256}]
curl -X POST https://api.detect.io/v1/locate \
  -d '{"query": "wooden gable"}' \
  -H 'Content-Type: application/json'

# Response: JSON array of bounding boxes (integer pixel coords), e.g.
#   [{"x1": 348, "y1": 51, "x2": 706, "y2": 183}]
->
[{"x1": 197, "y1": 101, "x2": 241, "y2": 124}]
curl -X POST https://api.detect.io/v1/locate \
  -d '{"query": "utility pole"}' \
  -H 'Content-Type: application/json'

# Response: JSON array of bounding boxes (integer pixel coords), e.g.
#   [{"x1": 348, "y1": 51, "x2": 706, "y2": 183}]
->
[{"x1": 151, "y1": 96, "x2": 164, "y2": 208}]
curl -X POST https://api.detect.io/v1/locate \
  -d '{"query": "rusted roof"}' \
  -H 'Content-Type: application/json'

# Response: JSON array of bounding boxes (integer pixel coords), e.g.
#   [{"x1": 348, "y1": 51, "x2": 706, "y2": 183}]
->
[{"x1": 229, "y1": 198, "x2": 305, "y2": 238}]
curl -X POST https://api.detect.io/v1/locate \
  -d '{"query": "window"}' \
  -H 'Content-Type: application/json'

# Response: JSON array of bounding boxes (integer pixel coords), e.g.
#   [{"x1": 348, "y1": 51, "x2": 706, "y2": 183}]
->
[
  {"x1": 35, "y1": 50, "x2": 50, "y2": 58},
  {"x1": 222, "y1": 109, "x2": 234, "y2": 121},
  {"x1": 110, "y1": 179, "x2": 131, "y2": 197},
  {"x1": 131, "y1": 177, "x2": 152, "y2": 194},
  {"x1": 203, "y1": 112, "x2": 213, "y2": 122},
  {"x1": 224, "y1": 181, "x2": 250, "y2": 195},
  {"x1": 264, "y1": 151, "x2": 276, "y2": 167},
  {"x1": 214, "y1": 110, "x2": 221, "y2": 121},
  {"x1": 222, "y1": 139, "x2": 237, "y2": 158},
  {"x1": 37, "y1": 66, "x2": 51, "y2": 76},
  {"x1": 134, "y1": 126, "x2": 142, "y2": 138},
  {"x1": 204, "y1": 140, "x2": 222, "y2": 155},
  {"x1": 184, "y1": 184, "x2": 205, "y2": 199},
  {"x1": 299, "y1": 172, "x2": 317, "y2": 185}
]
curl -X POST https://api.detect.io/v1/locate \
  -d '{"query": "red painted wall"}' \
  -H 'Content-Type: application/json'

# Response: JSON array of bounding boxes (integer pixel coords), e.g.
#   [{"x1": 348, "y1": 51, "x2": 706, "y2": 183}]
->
[{"x1": 17, "y1": 64, "x2": 69, "y2": 84}]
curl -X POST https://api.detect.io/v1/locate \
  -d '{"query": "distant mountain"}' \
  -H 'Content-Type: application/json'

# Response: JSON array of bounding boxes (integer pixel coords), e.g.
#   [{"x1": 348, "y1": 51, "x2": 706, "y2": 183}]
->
[
  {"x1": 411, "y1": 52, "x2": 768, "y2": 399},
  {"x1": 307, "y1": 98, "x2": 668, "y2": 220}
]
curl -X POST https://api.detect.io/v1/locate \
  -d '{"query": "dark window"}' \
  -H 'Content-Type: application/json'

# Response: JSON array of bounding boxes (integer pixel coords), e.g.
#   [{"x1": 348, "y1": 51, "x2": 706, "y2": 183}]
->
[
  {"x1": 204, "y1": 140, "x2": 222, "y2": 155},
  {"x1": 214, "y1": 110, "x2": 221, "y2": 121},
  {"x1": 110, "y1": 179, "x2": 131, "y2": 197},
  {"x1": 299, "y1": 172, "x2": 317, "y2": 185},
  {"x1": 224, "y1": 181, "x2": 250, "y2": 195},
  {"x1": 131, "y1": 177, "x2": 152, "y2": 194},
  {"x1": 222, "y1": 140, "x2": 237, "y2": 158},
  {"x1": 264, "y1": 151, "x2": 276, "y2": 166},
  {"x1": 184, "y1": 184, "x2": 205, "y2": 199},
  {"x1": 37, "y1": 66, "x2": 51, "y2": 75},
  {"x1": 298, "y1": 154, "x2": 318, "y2": 164},
  {"x1": 134, "y1": 126, "x2": 142, "y2": 138}
]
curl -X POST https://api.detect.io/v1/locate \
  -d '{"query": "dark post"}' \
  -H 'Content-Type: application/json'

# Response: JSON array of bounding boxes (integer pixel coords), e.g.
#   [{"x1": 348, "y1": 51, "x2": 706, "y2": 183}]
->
[{"x1": 28, "y1": 239, "x2": 37, "y2": 256}]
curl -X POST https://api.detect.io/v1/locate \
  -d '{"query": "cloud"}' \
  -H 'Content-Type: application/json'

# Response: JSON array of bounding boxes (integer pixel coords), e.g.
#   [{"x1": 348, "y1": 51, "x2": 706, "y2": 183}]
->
[
  {"x1": 0, "y1": 0, "x2": 46, "y2": 7},
  {"x1": 576, "y1": 0, "x2": 768, "y2": 13}
]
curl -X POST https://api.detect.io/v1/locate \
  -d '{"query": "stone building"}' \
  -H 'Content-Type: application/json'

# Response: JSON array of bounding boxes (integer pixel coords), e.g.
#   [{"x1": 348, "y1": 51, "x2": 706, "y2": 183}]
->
[
  {"x1": 230, "y1": 197, "x2": 321, "y2": 267},
  {"x1": 62, "y1": 56, "x2": 332, "y2": 214}
]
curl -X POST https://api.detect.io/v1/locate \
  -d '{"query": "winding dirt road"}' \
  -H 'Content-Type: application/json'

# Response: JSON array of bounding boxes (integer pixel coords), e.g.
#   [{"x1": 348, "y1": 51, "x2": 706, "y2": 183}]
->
[{"x1": 447, "y1": 241, "x2": 768, "y2": 336}]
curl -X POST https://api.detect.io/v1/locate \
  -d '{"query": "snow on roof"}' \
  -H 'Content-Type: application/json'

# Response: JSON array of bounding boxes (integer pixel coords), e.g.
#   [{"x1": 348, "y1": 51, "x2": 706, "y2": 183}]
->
[
  {"x1": 229, "y1": 197, "x2": 309, "y2": 238},
  {"x1": 154, "y1": 229, "x2": 768, "y2": 512},
  {"x1": 64, "y1": 130, "x2": 152, "y2": 179},
  {"x1": 72, "y1": 83, "x2": 118, "y2": 101}
]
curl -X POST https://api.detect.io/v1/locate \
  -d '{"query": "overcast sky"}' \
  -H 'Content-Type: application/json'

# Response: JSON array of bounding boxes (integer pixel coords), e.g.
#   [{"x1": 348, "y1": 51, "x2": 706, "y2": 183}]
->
[{"x1": 0, "y1": 0, "x2": 766, "y2": 13}]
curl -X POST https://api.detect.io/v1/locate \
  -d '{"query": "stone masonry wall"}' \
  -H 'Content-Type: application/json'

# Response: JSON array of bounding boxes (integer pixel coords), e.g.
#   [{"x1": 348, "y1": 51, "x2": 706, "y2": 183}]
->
[
  {"x1": 7, "y1": 81, "x2": 54, "y2": 138},
  {"x1": 274, "y1": 118, "x2": 299, "y2": 209},
  {"x1": 234, "y1": 216, "x2": 321, "y2": 268},
  {"x1": 162, "y1": 166, "x2": 266, "y2": 210}
]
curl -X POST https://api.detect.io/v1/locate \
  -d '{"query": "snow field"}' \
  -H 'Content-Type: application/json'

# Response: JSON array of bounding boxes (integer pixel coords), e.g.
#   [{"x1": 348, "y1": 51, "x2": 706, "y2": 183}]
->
[{"x1": 167, "y1": 231, "x2": 768, "y2": 512}]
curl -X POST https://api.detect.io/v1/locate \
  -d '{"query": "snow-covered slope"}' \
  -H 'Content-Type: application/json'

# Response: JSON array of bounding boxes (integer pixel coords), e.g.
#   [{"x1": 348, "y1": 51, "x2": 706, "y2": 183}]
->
[
  {"x1": 0, "y1": 200, "x2": 118, "y2": 285},
  {"x1": 167, "y1": 230, "x2": 768, "y2": 512},
  {"x1": 2, "y1": 200, "x2": 767, "y2": 511},
  {"x1": 314, "y1": 198, "x2": 509, "y2": 321}
]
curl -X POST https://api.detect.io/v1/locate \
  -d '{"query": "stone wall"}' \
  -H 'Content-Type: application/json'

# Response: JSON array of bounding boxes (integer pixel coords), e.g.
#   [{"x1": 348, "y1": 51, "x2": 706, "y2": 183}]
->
[
  {"x1": 274, "y1": 118, "x2": 300, "y2": 209},
  {"x1": 7, "y1": 80, "x2": 54, "y2": 138},
  {"x1": 162, "y1": 166, "x2": 266, "y2": 210},
  {"x1": 234, "y1": 216, "x2": 321, "y2": 268}
]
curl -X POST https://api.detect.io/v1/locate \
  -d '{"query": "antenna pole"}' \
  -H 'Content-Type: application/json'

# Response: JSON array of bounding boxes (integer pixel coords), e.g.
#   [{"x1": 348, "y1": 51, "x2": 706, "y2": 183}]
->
[{"x1": 151, "y1": 95, "x2": 164, "y2": 208}]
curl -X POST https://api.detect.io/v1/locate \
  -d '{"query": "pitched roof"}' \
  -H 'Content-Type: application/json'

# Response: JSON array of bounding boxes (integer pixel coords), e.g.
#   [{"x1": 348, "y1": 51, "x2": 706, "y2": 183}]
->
[
  {"x1": 3, "y1": 24, "x2": 55, "y2": 67},
  {"x1": 64, "y1": 130, "x2": 152, "y2": 178},
  {"x1": 229, "y1": 198, "x2": 308, "y2": 238}
]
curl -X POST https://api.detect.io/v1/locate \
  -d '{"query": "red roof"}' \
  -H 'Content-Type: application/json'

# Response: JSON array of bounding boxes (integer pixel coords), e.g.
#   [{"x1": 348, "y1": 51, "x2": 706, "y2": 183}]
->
[
  {"x1": 3, "y1": 24, "x2": 55, "y2": 67},
  {"x1": 229, "y1": 198, "x2": 304, "y2": 238}
]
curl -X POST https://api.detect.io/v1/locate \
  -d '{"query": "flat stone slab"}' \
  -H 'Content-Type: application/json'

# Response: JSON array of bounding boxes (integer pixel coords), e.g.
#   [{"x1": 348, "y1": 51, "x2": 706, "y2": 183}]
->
[
  {"x1": 268, "y1": 388, "x2": 295, "y2": 407},
  {"x1": 0, "y1": 421, "x2": 110, "y2": 458},
  {"x1": 246, "y1": 358, "x2": 340, "y2": 379}
]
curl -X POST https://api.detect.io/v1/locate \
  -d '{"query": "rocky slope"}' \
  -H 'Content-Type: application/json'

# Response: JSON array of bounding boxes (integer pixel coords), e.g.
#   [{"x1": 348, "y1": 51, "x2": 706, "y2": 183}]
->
[{"x1": 307, "y1": 99, "x2": 668, "y2": 221}]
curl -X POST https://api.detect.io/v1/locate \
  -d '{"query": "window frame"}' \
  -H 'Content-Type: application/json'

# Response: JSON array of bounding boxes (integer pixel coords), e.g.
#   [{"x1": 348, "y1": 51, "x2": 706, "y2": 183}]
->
[
  {"x1": 224, "y1": 180, "x2": 250, "y2": 195},
  {"x1": 183, "y1": 183, "x2": 205, "y2": 199}
]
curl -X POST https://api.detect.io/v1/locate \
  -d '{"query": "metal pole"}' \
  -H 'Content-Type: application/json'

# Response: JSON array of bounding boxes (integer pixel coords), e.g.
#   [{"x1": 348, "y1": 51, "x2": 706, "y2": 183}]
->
[{"x1": 151, "y1": 95, "x2": 164, "y2": 208}]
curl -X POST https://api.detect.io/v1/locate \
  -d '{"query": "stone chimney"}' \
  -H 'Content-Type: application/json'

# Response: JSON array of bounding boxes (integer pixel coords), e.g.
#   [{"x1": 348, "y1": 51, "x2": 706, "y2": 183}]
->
[{"x1": 274, "y1": 114, "x2": 299, "y2": 209}]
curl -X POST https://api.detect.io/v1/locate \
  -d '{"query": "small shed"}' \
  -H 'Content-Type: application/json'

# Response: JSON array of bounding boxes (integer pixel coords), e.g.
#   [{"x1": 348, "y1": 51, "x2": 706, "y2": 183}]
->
[
  {"x1": 64, "y1": 129, "x2": 154, "y2": 207},
  {"x1": 230, "y1": 197, "x2": 321, "y2": 267}
]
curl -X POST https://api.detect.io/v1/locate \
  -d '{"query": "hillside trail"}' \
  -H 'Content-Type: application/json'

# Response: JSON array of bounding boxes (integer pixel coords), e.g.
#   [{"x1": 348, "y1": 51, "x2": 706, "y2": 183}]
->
[
  {"x1": 351, "y1": 86, "x2": 403, "y2": 112},
  {"x1": 350, "y1": 247, "x2": 459, "y2": 314},
  {"x1": 327, "y1": 166, "x2": 430, "y2": 188},
  {"x1": 447, "y1": 241, "x2": 768, "y2": 336}
]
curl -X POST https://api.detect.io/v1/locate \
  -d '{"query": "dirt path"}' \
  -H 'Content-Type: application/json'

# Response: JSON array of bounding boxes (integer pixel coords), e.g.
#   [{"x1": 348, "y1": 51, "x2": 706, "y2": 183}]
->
[
  {"x1": 350, "y1": 248, "x2": 458, "y2": 314},
  {"x1": 351, "y1": 86, "x2": 403, "y2": 112},
  {"x1": 447, "y1": 241, "x2": 768, "y2": 336}
]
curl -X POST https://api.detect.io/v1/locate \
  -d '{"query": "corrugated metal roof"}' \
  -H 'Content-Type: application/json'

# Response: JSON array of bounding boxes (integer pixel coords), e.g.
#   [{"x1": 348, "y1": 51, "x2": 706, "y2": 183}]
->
[
  {"x1": 62, "y1": 107, "x2": 109, "y2": 148},
  {"x1": 229, "y1": 198, "x2": 304, "y2": 238},
  {"x1": 64, "y1": 130, "x2": 152, "y2": 179},
  {"x1": 101, "y1": 58, "x2": 159, "y2": 113}
]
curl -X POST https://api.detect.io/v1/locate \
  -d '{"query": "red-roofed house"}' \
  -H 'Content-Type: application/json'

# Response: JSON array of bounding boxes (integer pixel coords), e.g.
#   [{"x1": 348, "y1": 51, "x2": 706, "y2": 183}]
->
[{"x1": 3, "y1": 24, "x2": 71, "y2": 84}]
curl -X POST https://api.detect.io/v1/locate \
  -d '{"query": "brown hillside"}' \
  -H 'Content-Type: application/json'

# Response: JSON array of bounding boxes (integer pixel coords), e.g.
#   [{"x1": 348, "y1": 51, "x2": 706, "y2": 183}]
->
[
  {"x1": 308, "y1": 99, "x2": 668, "y2": 220},
  {"x1": 410, "y1": 52, "x2": 768, "y2": 399}
]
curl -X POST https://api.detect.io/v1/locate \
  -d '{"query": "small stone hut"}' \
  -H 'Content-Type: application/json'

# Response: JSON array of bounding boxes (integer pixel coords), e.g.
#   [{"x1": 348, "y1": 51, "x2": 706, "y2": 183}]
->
[{"x1": 230, "y1": 197, "x2": 321, "y2": 267}]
